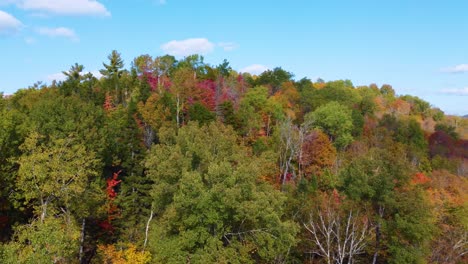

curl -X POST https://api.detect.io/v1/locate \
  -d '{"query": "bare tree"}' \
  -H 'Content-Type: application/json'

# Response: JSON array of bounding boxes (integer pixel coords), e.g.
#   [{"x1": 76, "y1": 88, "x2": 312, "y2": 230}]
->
[
  {"x1": 278, "y1": 118, "x2": 313, "y2": 187},
  {"x1": 278, "y1": 119, "x2": 300, "y2": 187},
  {"x1": 303, "y1": 202, "x2": 369, "y2": 264},
  {"x1": 430, "y1": 229, "x2": 467, "y2": 264}
]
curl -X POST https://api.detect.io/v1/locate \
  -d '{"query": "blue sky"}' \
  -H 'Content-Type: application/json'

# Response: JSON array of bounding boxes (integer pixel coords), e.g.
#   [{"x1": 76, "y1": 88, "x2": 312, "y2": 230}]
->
[{"x1": 0, "y1": 0, "x2": 467, "y2": 115}]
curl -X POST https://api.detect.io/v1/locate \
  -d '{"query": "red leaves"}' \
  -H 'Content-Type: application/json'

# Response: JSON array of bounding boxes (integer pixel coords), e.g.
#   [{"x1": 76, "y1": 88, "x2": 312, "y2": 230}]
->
[
  {"x1": 429, "y1": 131, "x2": 467, "y2": 159},
  {"x1": 195, "y1": 80, "x2": 216, "y2": 111},
  {"x1": 332, "y1": 189, "x2": 341, "y2": 205},
  {"x1": 106, "y1": 170, "x2": 122, "y2": 199},
  {"x1": 103, "y1": 93, "x2": 114, "y2": 112},
  {"x1": 99, "y1": 170, "x2": 122, "y2": 233},
  {"x1": 411, "y1": 172, "x2": 431, "y2": 185},
  {"x1": 98, "y1": 220, "x2": 114, "y2": 232},
  {"x1": 142, "y1": 72, "x2": 159, "y2": 92},
  {"x1": 279, "y1": 172, "x2": 293, "y2": 183}
]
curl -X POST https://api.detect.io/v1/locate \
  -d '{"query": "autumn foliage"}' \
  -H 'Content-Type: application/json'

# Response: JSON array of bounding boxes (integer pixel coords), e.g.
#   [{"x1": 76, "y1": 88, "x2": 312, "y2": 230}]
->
[
  {"x1": 99, "y1": 170, "x2": 122, "y2": 233},
  {"x1": 300, "y1": 130, "x2": 336, "y2": 177},
  {"x1": 97, "y1": 244, "x2": 151, "y2": 264},
  {"x1": 0, "y1": 53, "x2": 467, "y2": 264}
]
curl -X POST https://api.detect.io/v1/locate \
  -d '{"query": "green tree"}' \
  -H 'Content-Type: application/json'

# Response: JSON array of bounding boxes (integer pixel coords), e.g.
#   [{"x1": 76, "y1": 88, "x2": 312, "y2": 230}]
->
[
  {"x1": 380, "y1": 84, "x2": 395, "y2": 97},
  {"x1": 305, "y1": 102, "x2": 354, "y2": 149},
  {"x1": 63, "y1": 63, "x2": 84, "y2": 82},
  {"x1": 237, "y1": 86, "x2": 269, "y2": 137},
  {"x1": 15, "y1": 91, "x2": 106, "y2": 161},
  {"x1": 237, "y1": 86, "x2": 285, "y2": 138},
  {"x1": 145, "y1": 122, "x2": 297, "y2": 263},
  {"x1": 100, "y1": 103, "x2": 156, "y2": 245},
  {"x1": 400, "y1": 95, "x2": 431, "y2": 117},
  {"x1": 301, "y1": 80, "x2": 360, "y2": 112},
  {"x1": 340, "y1": 145, "x2": 435, "y2": 263},
  {"x1": 0, "y1": 95, "x2": 23, "y2": 240},
  {"x1": 1, "y1": 217, "x2": 80, "y2": 264},
  {"x1": 133, "y1": 54, "x2": 155, "y2": 74},
  {"x1": 357, "y1": 85, "x2": 379, "y2": 116},
  {"x1": 16, "y1": 132, "x2": 100, "y2": 222},
  {"x1": 188, "y1": 102, "x2": 216, "y2": 125},
  {"x1": 255, "y1": 67, "x2": 294, "y2": 94},
  {"x1": 58, "y1": 63, "x2": 85, "y2": 96},
  {"x1": 100, "y1": 50, "x2": 125, "y2": 79},
  {"x1": 100, "y1": 50, "x2": 126, "y2": 103}
]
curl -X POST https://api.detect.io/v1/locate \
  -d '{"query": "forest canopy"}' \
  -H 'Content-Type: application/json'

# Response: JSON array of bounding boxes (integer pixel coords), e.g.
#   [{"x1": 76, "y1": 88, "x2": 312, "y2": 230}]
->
[{"x1": 0, "y1": 52, "x2": 467, "y2": 264}]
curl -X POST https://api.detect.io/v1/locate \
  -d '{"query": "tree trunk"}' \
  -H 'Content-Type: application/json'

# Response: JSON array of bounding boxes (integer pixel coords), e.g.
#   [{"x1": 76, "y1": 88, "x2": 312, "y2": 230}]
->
[
  {"x1": 176, "y1": 95, "x2": 180, "y2": 127},
  {"x1": 40, "y1": 199, "x2": 48, "y2": 223},
  {"x1": 215, "y1": 76, "x2": 222, "y2": 117},
  {"x1": 79, "y1": 218, "x2": 86, "y2": 264},
  {"x1": 372, "y1": 206, "x2": 384, "y2": 264},
  {"x1": 372, "y1": 222, "x2": 380, "y2": 264},
  {"x1": 143, "y1": 209, "x2": 154, "y2": 249}
]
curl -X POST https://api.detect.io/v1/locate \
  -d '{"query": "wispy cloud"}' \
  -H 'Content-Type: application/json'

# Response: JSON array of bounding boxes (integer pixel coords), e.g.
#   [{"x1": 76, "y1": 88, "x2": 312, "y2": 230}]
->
[
  {"x1": 240, "y1": 64, "x2": 269, "y2": 75},
  {"x1": 218, "y1": 42, "x2": 238, "y2": 51},
  {"x1": 161, "y1": 38, "x2": 215, "y2": 56},
  {"x1": 441, "y1": 64, "x2": 468, "y2": 73},
  {"x1": 440, "y1": 87, "x2": 468, "y2": 96},
  {"x1": 7, "y1": 0, "x2": 110, "y2": 16},
  {"x1": 158, "y1": 0, "x2": 166, "y2": 5},
  {"x1": 89, "y1": 70, "x2": 102, "y2": 79},
  {"x1": 0, "y1": 10, "x2": 22, "y2": 34},
  {"x1": 37, "y1": 26, "x2": 78, "y2": 41},
  {"x1": 46, "y1": 70, "x2": 101, "y2": 83},
  {"x1": 46, "y1": 72, "x2": 66, "y2": 82}
]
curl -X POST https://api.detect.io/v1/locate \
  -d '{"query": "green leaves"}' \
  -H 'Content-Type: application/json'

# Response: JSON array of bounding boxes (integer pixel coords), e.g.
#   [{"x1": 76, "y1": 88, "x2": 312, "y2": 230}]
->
[
  {"x1": 305, "y1": 101, "x2": 354, "y2": 149},
  {"x1": 145, "y1": 122, "x2": 297, "y2": 263},
  {"x1": 16, "y1": 132, "x2": 100, "y2": 220},
  {"x1": 1, "y1": 55, "x2": 465, "y2": 263},
  {"x1": 100, "y1": 50, "x2": 125, "y2": 78},
  {"x1": 2, "y1": 217, "x2": 80, "y2": 264}
]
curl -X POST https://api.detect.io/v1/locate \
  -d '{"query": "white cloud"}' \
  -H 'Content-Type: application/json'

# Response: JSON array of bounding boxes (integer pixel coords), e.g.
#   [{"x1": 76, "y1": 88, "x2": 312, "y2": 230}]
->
[
  {"x1": 37, "y1": 26, "x2": 78, "y2": 41},
  {"x1": 0, "y1": 10, "x2": 22, "y2": 34},
  {"x1": 441, "y1": 64, "x2": 468, "y2": 73},
  {"x1": 240, "y1": 64, "x2": 269, "y2": 75},
  {"x1": 161, "y1": 38, "x2": 215, "y2": 56},
  {"x1": 440, "y1": 87, "x2": 468, "y2": 96},
  {"x1": 89, "y1": 70, "x2": 102, "y2": 79},
  {"x1": 218, "y1": 42, "x2": 238, "y2": 51},
  {"x1": 9, "y1": 0, "x2": 110, "y2": 16},
  {"x1": 46, "y1": 70, "x2": 102, "y2": 83},
  {"x1": 46, "y1": 72, "x2": 66, "y2": 82}
]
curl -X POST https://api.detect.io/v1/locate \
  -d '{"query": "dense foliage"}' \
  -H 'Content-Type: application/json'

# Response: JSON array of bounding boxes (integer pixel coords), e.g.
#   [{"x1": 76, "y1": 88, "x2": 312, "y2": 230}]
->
[{"x1": 1, "y1": 52, "x2": 467, "y2": 263}]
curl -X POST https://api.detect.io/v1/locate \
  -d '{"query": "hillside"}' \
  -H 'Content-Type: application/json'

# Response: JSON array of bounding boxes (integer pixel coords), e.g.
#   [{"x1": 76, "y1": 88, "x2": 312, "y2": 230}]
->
[{"x1": 0, "y1": 52, "x2": 467, "y2": 264}]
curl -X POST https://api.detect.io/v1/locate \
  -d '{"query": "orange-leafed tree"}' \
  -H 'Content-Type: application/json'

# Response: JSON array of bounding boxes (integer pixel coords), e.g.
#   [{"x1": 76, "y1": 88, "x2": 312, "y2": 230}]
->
[
  {"x1": 390, "y1": 98, "x2": 411, "y2": 116},
  {"x1": 427, "y1": 170, "x2": 468, "y2": 264},
  {"x1": 97, "y1": 244, "x2": 151, "y2": 264},
  {"x1": 300, "y1": 130, "x2": 336, "y2": 178}
]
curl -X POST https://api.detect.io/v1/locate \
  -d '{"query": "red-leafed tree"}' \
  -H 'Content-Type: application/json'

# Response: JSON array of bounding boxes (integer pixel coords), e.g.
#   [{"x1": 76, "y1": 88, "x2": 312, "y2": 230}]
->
[
  {"x1": 106, "y1": 170, "x2": 122, "y2": 199},
  {"x1": 411, "y1": 172, "x2": 431, "y2": 186},
  {"x1": 196, "y1": 80, "x2": 216, "y2": 111},
  {"x1": 99, "y1": 170, "x2": 122, "y2": 233},
  {"x1": 141, "y1": 72, "x2": 158, "y2": 92},
  {"x1": 429, "y1": 131, "x2": 456, "y2": 158},
  {"x1": 103, "y1": 92, "x2": 114, "y2": 112}
]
